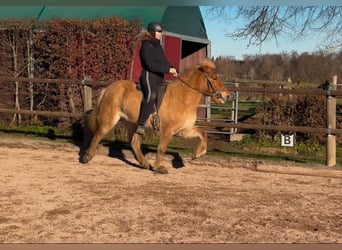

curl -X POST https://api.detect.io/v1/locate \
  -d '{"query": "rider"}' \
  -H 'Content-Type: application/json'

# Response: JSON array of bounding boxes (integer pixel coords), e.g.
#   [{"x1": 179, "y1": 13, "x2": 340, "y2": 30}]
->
[{"x1": 135, "y1": 21, "x2": 178, "y2": 135}]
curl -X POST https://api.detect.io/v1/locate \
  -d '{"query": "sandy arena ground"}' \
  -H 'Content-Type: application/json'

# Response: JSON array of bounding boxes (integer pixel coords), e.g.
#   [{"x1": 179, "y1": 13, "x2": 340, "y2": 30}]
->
[{"x1": 0, "y1": 133, "x2": 341, "y2": 243}]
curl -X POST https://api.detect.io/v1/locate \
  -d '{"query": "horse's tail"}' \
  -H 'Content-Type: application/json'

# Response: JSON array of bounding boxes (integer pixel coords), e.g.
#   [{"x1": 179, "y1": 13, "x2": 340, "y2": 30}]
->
[
  {"x1": 84, "y1": 109, "x2": 97, "y2": 134},
  {"x1": 83, "y1": 88, "x2": 105, "y2": 134}
]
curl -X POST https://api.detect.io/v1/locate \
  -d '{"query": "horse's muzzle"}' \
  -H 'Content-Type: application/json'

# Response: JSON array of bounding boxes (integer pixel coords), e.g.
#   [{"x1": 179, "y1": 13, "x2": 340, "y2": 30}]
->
[{"x1": 214, "y1": 91, "x2": 228, "y2": 103}]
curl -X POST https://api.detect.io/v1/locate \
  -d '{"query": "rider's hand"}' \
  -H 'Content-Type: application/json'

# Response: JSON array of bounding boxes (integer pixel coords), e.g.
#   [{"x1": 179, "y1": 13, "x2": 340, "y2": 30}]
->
[{"x1": 169, "y1": 67, "x2": 178, "y2": 77}]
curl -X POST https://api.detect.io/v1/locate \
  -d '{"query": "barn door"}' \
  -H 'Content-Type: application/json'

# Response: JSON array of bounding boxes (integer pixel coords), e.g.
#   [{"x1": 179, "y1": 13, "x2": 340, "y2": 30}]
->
[
  {"x1": 129, "y1": 34, "x2": 181, "y2": 83},
  {"x1": 129, "y1": 43, "x2": 142, "y2": 83},
  {"x1": 162, "y1": 35, "x2": 181, "y2": 81}
]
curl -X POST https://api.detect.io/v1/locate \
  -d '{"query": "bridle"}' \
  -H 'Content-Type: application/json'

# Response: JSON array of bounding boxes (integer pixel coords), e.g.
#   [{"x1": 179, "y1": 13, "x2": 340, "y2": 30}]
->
[{"x1": 177, "y1": 71, "x2": 225, "y2": 99}]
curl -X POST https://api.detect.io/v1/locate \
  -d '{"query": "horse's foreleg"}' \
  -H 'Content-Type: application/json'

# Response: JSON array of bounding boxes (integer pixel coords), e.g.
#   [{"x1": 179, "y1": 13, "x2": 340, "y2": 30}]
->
[
  {"x1": 130, "y1": 133, "x2": 150, "y2": 170},
  {"x1": 194, "y1": 130, "x2": 207, "y2": 159},
  {"x1": 179, "y1": 127, "x2": 207, "y2": 160},
  {"x1": 153, "y1": 131, "x2": 173, "y2": 174}
]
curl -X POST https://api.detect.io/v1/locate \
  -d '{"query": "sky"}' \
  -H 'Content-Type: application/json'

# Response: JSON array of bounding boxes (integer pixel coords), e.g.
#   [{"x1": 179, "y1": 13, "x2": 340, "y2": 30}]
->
[{"x1": 200, "y1": 6, "x2": 326, "y2": 60}]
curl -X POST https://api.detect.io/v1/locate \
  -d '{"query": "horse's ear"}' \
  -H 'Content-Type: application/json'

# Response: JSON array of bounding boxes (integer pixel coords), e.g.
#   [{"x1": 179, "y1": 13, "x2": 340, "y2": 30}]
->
[{"x1": 198, "y1": 59, "x2": 216, "y2": 74}]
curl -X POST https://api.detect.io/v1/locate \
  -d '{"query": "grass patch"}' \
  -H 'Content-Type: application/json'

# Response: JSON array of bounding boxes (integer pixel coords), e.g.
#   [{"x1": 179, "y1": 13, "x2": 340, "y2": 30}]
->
[{"x1": 0, "y1": 124, "x2": 72, "y2": 139}]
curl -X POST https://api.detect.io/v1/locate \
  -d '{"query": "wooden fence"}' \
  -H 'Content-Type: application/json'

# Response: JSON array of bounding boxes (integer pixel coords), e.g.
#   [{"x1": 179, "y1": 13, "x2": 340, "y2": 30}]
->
[{"x1": 0, "y1": 75, "x2": 341, "y2": 166}]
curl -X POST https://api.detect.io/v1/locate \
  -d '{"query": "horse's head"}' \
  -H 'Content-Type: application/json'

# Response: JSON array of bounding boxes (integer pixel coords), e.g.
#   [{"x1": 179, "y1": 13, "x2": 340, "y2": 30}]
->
[{"x1": 197, "y1": 59, "x2": 230, "y2": 104}]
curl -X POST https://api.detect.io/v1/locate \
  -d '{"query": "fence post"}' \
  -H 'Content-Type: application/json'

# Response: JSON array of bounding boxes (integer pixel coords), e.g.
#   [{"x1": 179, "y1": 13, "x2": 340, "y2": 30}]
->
[
  {"x1": 230, "y1": 82, "x2": 239, "y2": 135},
  {"x1": 326, "y1": 75, "x2": 337, "y2": 167},
  {"x1": 83, "y1": 75, "x2": 93, "y2": 113}
]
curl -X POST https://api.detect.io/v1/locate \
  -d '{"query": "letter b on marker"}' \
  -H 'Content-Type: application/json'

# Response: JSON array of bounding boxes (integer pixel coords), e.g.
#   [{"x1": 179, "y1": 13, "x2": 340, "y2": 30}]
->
[{"x1": 281, "y1": 134, "x2": 294, "y2": 147}]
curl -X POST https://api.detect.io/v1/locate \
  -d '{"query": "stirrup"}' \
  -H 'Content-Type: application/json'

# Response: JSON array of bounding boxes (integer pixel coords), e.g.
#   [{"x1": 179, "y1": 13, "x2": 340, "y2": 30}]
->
[
  {"x1": 136, "y1": 125, "x2": 145, "y2": 135},
  {"x1": 151, "y1": 113, "x2": 160, "y2": 130}
]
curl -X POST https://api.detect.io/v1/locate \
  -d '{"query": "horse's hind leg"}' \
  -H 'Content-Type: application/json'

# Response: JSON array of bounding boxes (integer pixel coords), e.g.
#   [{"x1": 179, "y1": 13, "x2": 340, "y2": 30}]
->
[
  {"x1": 82, "y1": 117, "x2": 119, "y2": 163},
  {"x1": 130, "y1": 133, "x2": 150, "y2": 170}
]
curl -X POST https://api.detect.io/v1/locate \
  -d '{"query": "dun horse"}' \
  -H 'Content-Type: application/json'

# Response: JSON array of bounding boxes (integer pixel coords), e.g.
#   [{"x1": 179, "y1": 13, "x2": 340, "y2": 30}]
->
[{"x1": 82, "y1": 59, "x2": 229, "y2": 174}]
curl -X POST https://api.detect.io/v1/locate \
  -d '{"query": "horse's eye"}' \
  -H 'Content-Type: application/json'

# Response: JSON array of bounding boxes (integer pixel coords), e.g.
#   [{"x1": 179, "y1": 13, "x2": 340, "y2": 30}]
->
[
  {"x1": 211, "y1": 74, "x2": 218, "y2": 80},
  {"x1": 214, "y1": 92, "x2": 223, "y2": 99}
]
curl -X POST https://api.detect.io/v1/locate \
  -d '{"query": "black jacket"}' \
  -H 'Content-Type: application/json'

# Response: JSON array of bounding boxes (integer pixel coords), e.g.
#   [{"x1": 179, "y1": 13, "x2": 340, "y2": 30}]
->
[{"x1": 139, "y1": 35, "x2": 171, "y2": 80}]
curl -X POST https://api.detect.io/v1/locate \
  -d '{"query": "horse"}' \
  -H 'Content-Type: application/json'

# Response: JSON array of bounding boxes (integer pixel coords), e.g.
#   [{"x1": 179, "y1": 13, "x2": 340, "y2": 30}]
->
[{"x1": 82, "y1": 59, "x2": 229, "y2": 174}]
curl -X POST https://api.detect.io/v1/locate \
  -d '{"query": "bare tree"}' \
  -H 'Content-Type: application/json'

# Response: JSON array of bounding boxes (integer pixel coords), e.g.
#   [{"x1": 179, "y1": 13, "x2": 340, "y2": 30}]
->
[
  {"x1": 204, "y1": 6, "x2": 342, "y2": 53},
  {"x1": 0, "y1": 20, "x2": 34, "y2": 125}
]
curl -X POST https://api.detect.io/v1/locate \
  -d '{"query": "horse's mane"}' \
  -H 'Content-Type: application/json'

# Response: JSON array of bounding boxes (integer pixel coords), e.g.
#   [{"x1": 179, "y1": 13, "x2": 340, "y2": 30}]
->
[{"x1": 178, "y1": 59, "x2": 216, "y2": 82}]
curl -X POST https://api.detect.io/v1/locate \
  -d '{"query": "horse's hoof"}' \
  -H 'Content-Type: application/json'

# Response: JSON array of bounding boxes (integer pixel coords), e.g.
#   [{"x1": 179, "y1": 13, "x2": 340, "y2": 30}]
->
[
  {"x1": 192, "y1": 150, "x2": 206, "y2": 160},
  {"x1": 192, "y1": 152, "x2": 198, "y2": 160},
  {"x1": 81, "y1": 156, "x2": 88, "y2": 163},
  {"x1": 140, "y1": 163, "x2": 150, "y2": 170},
  {"x1": 154, "y1": 166, "x2": 168, "y2": 174},
  {"x1": 81, "y1": 154, "x2": 92, "y2": 163}
]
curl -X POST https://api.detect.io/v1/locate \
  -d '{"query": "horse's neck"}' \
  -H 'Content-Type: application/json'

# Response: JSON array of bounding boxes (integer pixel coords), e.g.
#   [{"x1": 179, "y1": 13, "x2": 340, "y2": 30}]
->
[{"x1": 170, "y1": 81, "x2": 204, "y2": 107}]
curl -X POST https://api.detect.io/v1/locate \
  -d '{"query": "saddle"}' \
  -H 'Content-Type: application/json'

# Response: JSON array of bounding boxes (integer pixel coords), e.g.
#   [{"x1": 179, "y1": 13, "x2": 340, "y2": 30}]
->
[{"x1": 136, "y1": 82, "x2": 168, "y2": 130}]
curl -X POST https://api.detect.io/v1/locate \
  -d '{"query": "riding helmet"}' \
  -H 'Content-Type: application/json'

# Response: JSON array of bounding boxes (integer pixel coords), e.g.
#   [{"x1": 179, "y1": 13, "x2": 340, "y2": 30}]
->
[{"x1": 147, "y1": 22, "x2": 163, "y2": 33}]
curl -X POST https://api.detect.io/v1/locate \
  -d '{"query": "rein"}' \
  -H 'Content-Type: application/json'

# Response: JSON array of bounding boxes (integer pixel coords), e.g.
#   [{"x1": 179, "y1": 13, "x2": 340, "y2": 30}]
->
[{"x1": 177, "y1": 72, "x2": 223, "y2": 98}]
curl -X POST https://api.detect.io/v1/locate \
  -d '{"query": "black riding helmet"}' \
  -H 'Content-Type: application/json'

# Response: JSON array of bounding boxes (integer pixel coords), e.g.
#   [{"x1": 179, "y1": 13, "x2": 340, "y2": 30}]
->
[{"x1": 147, "y1": 22, "x2": 163, "y2": 33}]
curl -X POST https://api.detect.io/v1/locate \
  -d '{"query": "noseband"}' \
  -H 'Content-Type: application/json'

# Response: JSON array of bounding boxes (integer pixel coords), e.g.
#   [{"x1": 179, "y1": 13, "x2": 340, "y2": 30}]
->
[{"x1": 205, "y1": 75, "x2": 225, "y2": 99}]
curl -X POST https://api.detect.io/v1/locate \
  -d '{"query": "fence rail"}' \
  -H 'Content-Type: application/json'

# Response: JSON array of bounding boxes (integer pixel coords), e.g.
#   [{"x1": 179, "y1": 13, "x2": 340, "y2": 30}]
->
[
  {"x1": 1, "y1": 76, "x2": 341, "y2": 95},
  {"x1": 0, "y1": 76, "x2": 108, "y2": 87},
  {"x1": 0, "y1": 108, "x2": 82, "y2": 118},
  {"x1": 227, "y1": 85, "x2": 342, "y2": 96},
  {"x1": 196, "y1": 121, "x2": 342, "y2": 135},
  {"x1": 1, "y1": 108, "x2": 340, "y2": 135}
]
